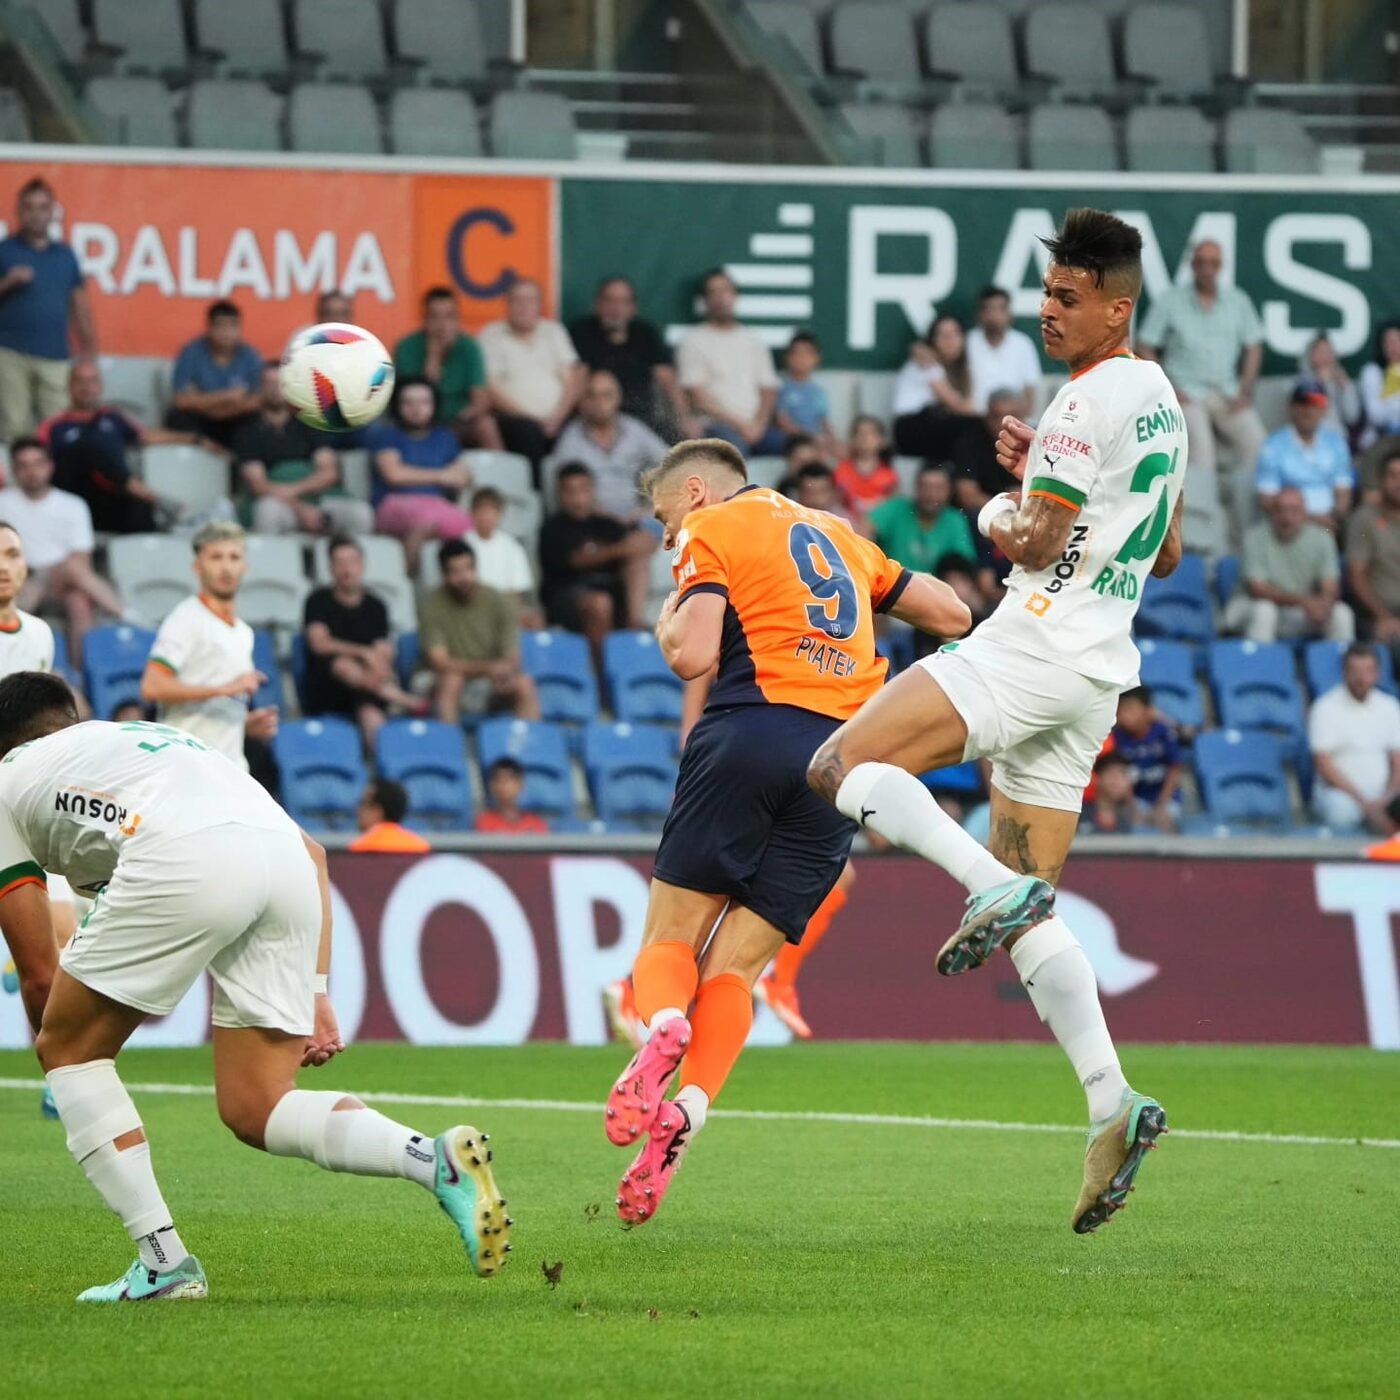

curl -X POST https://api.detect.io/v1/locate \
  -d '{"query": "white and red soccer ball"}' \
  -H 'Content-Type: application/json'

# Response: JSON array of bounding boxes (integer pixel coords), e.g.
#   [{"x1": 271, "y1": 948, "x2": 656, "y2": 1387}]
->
[{"x1": 279, "y1": 322, "x2": 395, "y2": 432}]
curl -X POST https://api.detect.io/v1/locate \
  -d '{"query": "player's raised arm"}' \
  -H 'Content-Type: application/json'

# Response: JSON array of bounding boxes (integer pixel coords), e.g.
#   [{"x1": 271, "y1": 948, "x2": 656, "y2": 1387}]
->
[
  {"x1": 655, "y1": 588, "x2": 725, "y2": 681},
  {"x1": 981, "y1": 493, "x2": 1079, "y2": 572}
]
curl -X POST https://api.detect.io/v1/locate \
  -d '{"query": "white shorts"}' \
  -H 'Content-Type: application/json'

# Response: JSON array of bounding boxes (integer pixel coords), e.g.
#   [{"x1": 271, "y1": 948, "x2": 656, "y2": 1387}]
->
[
  {"x1": 917, "y1": 632, "x2": 1120, "y2": 813},
  {"x1": 61, "y1": 823, "x2": 320, "y2": 1034}
]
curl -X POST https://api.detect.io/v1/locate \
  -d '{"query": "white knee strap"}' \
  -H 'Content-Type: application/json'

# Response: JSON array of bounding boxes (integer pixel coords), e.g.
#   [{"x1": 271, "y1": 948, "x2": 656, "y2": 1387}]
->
[
  {"x1": 46, "y1": 1059, "x2": 143, "y2": 1161},
  {"x1": 263, "y1": 1088, "x2": 344, "y2": 1168},
  {"x1": 1007, "y1": 915, "x2": 1081, "y2": 983}
]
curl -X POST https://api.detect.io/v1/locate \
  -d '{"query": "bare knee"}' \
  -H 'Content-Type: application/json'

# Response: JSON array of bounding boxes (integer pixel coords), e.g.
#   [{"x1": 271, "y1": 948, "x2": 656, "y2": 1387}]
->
[{"x1": 217, "y1": 1087, "x2": 285, "y2": 1150}]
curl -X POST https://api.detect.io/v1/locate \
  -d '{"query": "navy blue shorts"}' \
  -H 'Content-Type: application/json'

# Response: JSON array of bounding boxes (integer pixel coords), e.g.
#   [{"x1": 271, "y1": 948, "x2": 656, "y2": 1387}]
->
[{"x1": 653, "y1": 704, "x2": 856, "y2": 943}]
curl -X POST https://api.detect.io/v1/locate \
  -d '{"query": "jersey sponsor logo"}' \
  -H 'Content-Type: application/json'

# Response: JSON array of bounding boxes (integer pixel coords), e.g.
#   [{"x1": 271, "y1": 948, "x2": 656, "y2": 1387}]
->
[
  {"x1": 1024, "y1": 592, "x2": 1052, "y2": 617},
  {"x1": 794, "y1": 635, "x2": 858, "y2": 677},
  {"x1": 1041, "y1": 522, "x2": 1091, "y2": 595},
  {"x1": 1135, "y1": 404, "x2": 1186, "y2": 443},
  {"x1": 1040, "y1": 430, "x2": 1091, "y2": 462},
  {"x1": 54, "y1": 790, "x2": 129, "y2": 826}
]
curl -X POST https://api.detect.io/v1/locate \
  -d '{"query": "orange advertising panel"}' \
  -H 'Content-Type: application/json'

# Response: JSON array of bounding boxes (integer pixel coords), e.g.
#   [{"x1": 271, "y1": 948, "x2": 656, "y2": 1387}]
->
[{"x1": 0, "y1": 160, "x2": 554, "y2": 359}]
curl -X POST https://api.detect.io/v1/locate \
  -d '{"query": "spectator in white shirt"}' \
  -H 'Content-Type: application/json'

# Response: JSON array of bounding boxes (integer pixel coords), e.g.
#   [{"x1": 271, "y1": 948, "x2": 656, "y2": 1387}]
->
[
  {"x1": 1360, "y1": 321, "x2": 1400, "y2": 443},
  {"x1": 1309, "y1": 642, "x2": 1400, "y2": 832},
  {"x1": 677, "y1": 268, "x2": 784, "y2": 455},
  {"x1": 892, "y1": 313, "x2": 981, "y2": 462},
  {"x1": 965, "y1": 286, "x2": 1041, "y2": 420},
  {"x1": 480, "y1": 278, "x2": 584, "y2": 474},
  {"x1": 465, "y1": 486, "x2": 540, "y2": 629},
  {"x1": 0, "y1": 435, "x2": 124, "y2": 666}
]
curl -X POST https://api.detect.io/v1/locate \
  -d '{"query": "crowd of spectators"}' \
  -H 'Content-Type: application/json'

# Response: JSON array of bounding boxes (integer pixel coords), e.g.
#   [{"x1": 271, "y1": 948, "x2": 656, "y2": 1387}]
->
[{"x1": 15, "y1": 172, "x2": 1400, "y2": 838}]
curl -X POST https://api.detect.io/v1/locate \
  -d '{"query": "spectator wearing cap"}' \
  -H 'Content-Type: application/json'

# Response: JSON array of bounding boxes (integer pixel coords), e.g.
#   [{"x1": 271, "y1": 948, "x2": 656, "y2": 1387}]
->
[
  {"x1": 568, "y1": 275, "x2": 689, "y2": 440},
  {"x1": 465, "y1": 485, "x2": 540, "y2": 628},
  {"x1": 1254, "y1": 380, "x2": 1354, "y2": 532},
  {"x1": 0, "y1": 177, "x2": 96, "y2": 438},
  {"x1": 167, "y1": 299, "x2": 262, "y2": 447},
  {"x1": 393, "y1": 286, "x2": 502, "y2": 449},
  {"x1": 1308, "y1": 642, "x2": 1400, "y2": 833}
]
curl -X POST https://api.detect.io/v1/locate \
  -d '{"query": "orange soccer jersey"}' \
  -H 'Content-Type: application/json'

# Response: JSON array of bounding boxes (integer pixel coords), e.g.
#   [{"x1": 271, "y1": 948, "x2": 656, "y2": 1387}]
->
[{"x1": 673, "y1": 485, "x2": 910, "y2": 721}]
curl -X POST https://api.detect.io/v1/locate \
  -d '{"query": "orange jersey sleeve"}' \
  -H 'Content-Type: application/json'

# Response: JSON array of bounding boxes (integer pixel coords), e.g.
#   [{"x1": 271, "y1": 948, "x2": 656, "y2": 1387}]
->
[{"x1": 677, "y1": 487, "x2": 912, "y2": 721}]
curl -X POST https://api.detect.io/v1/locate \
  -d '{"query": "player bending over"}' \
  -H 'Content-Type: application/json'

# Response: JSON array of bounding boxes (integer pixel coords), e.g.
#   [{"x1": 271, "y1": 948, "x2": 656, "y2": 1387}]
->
[
  {"x1": 809, "y1": 209, "x2": 1185, "y2": 1234},
  {"x1": 603, "y1": 439, "x2": 970, "y2": 1225},
  {"x1": 0, "y1": 673, "x2": 511, "y2": 1301}
]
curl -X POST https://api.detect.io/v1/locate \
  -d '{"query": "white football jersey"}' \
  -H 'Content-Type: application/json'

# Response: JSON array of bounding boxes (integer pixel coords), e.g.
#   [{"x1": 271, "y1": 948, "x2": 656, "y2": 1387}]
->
[
  {"x1": 149, "y1": 595, "x2": 255, "y2": 769},
  {"x1": 0, "y1": 610, "x2": 54, "y2": 676},
  {"x1": 975, "y1": 353, "x2": 1188, "y2": 686},
  {"x1": 0, "y1": 720, "x2": 299, "y2": 896}
]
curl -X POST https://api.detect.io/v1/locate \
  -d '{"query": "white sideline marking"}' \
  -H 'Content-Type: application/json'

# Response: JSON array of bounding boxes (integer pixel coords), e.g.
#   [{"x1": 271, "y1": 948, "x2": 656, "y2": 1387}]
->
[{"x1": 1, "y1": 1077, "x2": 1396, "y2": 1150}]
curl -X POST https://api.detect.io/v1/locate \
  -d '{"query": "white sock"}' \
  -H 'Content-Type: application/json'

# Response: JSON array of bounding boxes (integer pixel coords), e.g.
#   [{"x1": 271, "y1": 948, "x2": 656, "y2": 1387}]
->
[
  {"x1": 46, "y1": 1061, "x2": 189, "y2": 1271},
  {"x1": 264, "y1": 1091, "x2": 438, "y2": 1191},
  {"x1": 647, "y1": 1007, "x2": 685, "y2": 1036},
  {"x1": 835, "y1": 762, "x2": 1015, "y2": 894},
  {"x1": 1009, "y1": 916, "x2": 1127, "y2": 1121},
  {"x1": 674, "y1": 1084, "x2": 709, "y2": 1133}
]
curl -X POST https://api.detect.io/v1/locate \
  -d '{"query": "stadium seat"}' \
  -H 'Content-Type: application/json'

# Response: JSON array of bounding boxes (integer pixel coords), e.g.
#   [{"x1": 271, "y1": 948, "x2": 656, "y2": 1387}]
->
[
  {"x1": 924, "y1": 4, "x2": 1018, "y2": 100},
  {"x1": 1023, "y1": 4, "x2": 1118, "y2": 102},
  {"x1": 521, "y1": 630, "x2": 599, "y2": 725},
  {"x1": 745, "y1": 1, "x2": 824, "y2": 76},
  {"x1": 1194, "y1": 729, "x2": 1292, "y2": 829},
  {"x1": 1208, "y1": 640, "x2": 1306, "y2": 740},
  {"x1": 187, "y1": 79, "x2": 283, "y2": 152},
  {"x1": 0, "y1": 87, "x2": 33, "y2": 143},
  {"x1": 551, "y1": 815, "x2": 640, "y2": 836},
  {"x1": 1303, "y1": 639, "x2": 1398, "y2": 700},
  {"x1": 476, "y1": 718, "x2": 574, "y2": 816},
  {"x1": 241, "y1": 536, "x2": 310, "y2": 631},
  {"x1": 929, "y1": 102, "x2": 1019, "y2": 170},
  {"x1": 1122, "y1": 3, "x2": 1217, "y2": 99},
  {"x1": 99, "y1": 356, "x2": 163, "y2": 425},
  {"x1": 390, "y1": 90, "x2": 482, "y2": 158},
  {"x1": 1136, "y1": 638, "x2": 1204, "y2": 731},
  {"x1": 922, "y1": 761, "x2": 983, "y2": 796},
  {"x1": 274, "y1": 717, "x2": 366, "y2": 831},
  {"x1": 464, "y1": 451, "x2": 541, "y2": 541},
  {"x1": 1124, "y1": 106, "x2": 1217, "y2": 174},
  {"x1": 582, "y1": 721, "x2": 678, "y2": 821},
  {"x1": 293, "y1": 0, "x2": 390, "y2": 82},
  {"x1": 194, "y1": 0, "x2": 290, "y2": 79},
  {"x1": 1028, "y1": 104, "x2": 1119, "y2": 173},
  {"x1": 92, "y1": 0, "x2": 189, "y2": 77},
  {"x1": 310, "y1": 535, "x2": 415, "y2": 634},
  {"x1": 1214, "y1": 553, "x2": 1240, "y2": 608},
  {"x1": 828, "y1": 2, "x2": 921, "y2": 88},
  {"x1": 289, "y1": 84, "x2": 384, "y2": 156},
  {"x1": 490, "y1": 92, "x2": 577, "y2": 161},
  {"x1": 138, "y1": 443, "x2": 231, "y2": 518},
  {"x1": 33, "y1": 0, "x2": 86, "y2": 69},
  {"x1": 252, "y1": 629, "x2": 285, "y2": 713},
  {"x1": 84, "y1": 625, "x2": 157, "y2": 720},
  {"x1": 839, "y1": 103, "x2": 921, "y2": 167},
  {"x1": 1224, "y1": 108, "x2": 1318, "y2": 176},
  {"x1": 106, "y1": 535, "x2": 194, "y2": 626},
  {"x1": 85, "y1": 77, "x2": 177, "y2": 147},
  {"x1": 376, "y1": 719, "x2": 473, "y2": 830},
  {"x1": 396, "y1": 632, "x2": 420, "y2": 689},
  {"x1": 393, "y1": 0, "x2": 491, "y2": 85},
  {"x1": 1135, "y1": 554, "x2": 1213, "y2": 644},
  {"x1": 745, "y1": 457, "x2": 787, "y2": 490},
  {"x1": 604, "y1": 631, "x2": 683, "y2": 723},
  {"x1": 50, "y1": 630, "x2": 80, "y2": 690}
]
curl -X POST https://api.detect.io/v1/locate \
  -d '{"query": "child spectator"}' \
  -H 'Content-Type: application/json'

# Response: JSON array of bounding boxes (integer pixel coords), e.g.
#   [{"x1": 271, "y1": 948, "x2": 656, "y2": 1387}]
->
[
  {"x1": 1109, "y1": 685, "x2": 1183, "y2": 831},
  {"x1": 833, "y1": 415, "x2": 900, "y2": 519},
  {"x1": 475, "y1": 756, "x2": 548, "y2": 834},
  {"x1": 775, "y1": 332, "x2": 839, "y2": 457},
  {"x1": 465, "y1": 486, "x2": 540, "y2": 627},
  {"x1": 349, "y1": 778, "x2": 432, "y2": 852},
  {"x1": 1083, "y1": 751, "x2": 1145, "y2": 834}
]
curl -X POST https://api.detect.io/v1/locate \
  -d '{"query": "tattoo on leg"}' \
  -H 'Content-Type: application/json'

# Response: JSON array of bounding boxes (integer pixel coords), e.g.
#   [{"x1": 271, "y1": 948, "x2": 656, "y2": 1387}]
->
[
  {"x1": 807, "y1": 739, "x2": 846, "y2": 804},
  {"x1": 991, "y1": 816, "x2": 1037, "y2": 876}
]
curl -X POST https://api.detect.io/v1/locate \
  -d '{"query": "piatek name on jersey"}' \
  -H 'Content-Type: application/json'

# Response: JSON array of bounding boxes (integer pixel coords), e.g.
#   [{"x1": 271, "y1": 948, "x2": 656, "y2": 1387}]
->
[{"x1": 54, "y1": 790, "x2": 129, "y2": 826}]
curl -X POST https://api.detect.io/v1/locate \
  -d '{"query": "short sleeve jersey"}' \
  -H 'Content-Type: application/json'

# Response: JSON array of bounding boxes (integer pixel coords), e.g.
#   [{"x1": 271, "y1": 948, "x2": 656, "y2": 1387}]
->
[
  {"x1": 0, "y1": 720, "x2": 298, "y2": 897},
  {"x1": 673, "y1": 485, "x2": 910, "y2": 720},
  {"x1": 149, "y1": 596, "x2": 255, "y2": 768},
  {"x1": 0, "y1": 610, "x2": 54, "y2": 675},
  {"x1": 975, "y1": 353, "x2": 1188, "y2": 687}
]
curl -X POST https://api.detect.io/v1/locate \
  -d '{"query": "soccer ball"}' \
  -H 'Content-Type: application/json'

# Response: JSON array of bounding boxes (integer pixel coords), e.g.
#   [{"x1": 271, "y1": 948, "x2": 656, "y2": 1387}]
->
[{"x1": 279, "y1": 322, "x2": 395, "y2": 432}]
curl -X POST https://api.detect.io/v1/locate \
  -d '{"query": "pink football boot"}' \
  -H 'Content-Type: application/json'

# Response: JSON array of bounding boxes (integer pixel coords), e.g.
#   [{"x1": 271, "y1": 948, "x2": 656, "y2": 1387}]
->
[
  {"x1": 616, "y1": 1100, "x2": 694, "y2": 1226},
  {"x1": 604, "y1": 1015, "x2": 691, "y2": 1147}
]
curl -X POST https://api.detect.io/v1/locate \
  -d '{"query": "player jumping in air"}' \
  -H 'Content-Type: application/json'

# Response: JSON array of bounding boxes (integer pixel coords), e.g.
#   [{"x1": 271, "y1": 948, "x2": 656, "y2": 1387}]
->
[
  {"x1": 603, "y1": 439, "x2": 970, "y2": 1224},
  {"x1": 0, "y1": 673, "x2": 512, "y2": 1300},
  {"x1": 809, "y1": 209, "x2": 1185, "y2": 1234}
]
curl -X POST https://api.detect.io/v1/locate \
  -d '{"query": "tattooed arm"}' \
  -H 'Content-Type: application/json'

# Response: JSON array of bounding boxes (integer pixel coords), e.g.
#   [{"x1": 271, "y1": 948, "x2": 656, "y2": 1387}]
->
[
  {"x1": 985, "y1": 494, "x2": 1078, "y2": 573},
  {"x1": 1150, "y1": 495, "x2": 1184, "y2": 579}
]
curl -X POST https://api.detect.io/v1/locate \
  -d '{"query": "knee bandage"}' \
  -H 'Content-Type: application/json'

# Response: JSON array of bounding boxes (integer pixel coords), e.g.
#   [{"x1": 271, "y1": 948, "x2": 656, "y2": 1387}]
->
[{"x1": 46, "y1": 1059, "x2": 144, "y2": 1161}]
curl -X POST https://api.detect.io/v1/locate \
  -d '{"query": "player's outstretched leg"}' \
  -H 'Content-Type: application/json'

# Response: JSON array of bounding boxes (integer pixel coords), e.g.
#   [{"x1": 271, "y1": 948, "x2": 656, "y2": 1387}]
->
[{"x1": 756, "y1": 866, "x2": 852, "y2": 1040}]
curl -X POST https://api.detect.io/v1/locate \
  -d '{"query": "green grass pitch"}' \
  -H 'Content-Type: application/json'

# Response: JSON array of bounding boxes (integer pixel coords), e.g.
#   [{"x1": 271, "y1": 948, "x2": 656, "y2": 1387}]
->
[{"x1": 1, "y1": 1041, "x2": 1397, "y2": 1399}]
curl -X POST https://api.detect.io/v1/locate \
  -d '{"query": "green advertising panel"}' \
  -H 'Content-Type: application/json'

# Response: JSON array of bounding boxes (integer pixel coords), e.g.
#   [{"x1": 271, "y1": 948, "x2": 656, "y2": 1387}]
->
[{"x1": 559, "y1": 175, "x2": 1400, "y2": 373}]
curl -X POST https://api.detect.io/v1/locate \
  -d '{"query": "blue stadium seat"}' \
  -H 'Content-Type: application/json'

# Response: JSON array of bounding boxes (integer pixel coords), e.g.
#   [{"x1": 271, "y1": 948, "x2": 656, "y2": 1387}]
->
[
  {"x1": 876, "y1": 627, "x2": 915, "y2": 677},
  {"x1": 84, "y1": 624, "x2": 157, "y2": 719},
  {"x1": 290, "y1": 632, "x2": 308, "y2": 706},
  {"x1": 50, "y1": 630, "x2": 81, "y2": 691},
  {"x1": 252, "y1": 629, "x2": 284, "y2": 712},
  {"x1": 522, "y1": 629, "x2": 598, "y2": 725},
  {"x1": 476, "y1": 717, "x2": 574, "y2": 816},
  {"x1": 921, "y1": 761, "x2": 983, "y2": 796},
  {"x1": 273, "y1": 717, "x2": 365, "y2": 830},
  {"x1": 1137, "y1": 638, "x2": 1204, "y2": 731},
  {"x1": 1303, "y1": 639, "x2": 1398, "y2": 700},
  {"x1": 605, "y1": 631, "x2": 683, "y2": 722},
  {"x1": 1214, "y1": 554, "x2": 1240, "y2": 607},
  {"x1": 1208, "y1": 640, "x2": 1305, "y2": 740},
  {"x1": 581, "y1": 721, "x2": 678, "y2": 820},
  {"x1": 396, "y1": 632, "x2": 419, "y2": 690},
  {"x1": 1135, "y1": 554, "x2": 1213, "y2": 644},
  {"x1": 551, "y1": 815, "x2": 641, "y2": 836},
  {"x1": 376, "y1": 719, "x2": 472, "y2": 830},
  {"x1": 1194, "y1": 729, "x2": 1292, "y2": 829}
]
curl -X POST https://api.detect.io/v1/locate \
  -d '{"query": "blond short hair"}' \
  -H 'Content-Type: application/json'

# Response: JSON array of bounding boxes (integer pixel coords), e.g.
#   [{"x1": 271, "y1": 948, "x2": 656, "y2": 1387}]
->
[
  {"x1": 640, "y1": 437, "x2": 748, "y2": 498},
  {"x1": 192, "y1": 520, "x2": 246, "y2": 554}
]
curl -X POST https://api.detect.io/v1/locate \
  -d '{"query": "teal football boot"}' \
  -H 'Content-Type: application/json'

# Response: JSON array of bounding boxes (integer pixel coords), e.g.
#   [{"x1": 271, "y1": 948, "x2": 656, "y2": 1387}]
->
[
  {"x1": 1073, "y1": 1090, "x2": 1169, "y2": 1234},
  {"x1": 77, "y1": 1255, "x2": 207, "y2": 1303},
  {"x1": 936, "y1": 875, "x2": 1056, "y2": 976},
  {"x1": 433, "y1": 1125, "x2": 513, "y2": 1277}
]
